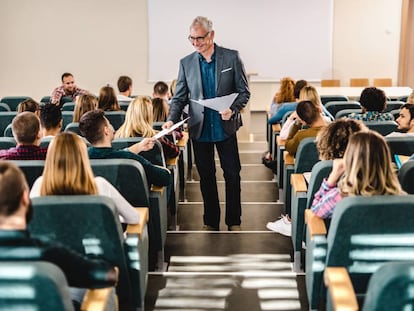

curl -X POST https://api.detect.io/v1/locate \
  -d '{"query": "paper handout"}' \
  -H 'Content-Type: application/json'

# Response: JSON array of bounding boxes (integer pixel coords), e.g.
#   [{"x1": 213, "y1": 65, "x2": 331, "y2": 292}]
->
[
  {"x1": 191, "y1": 93, "x2": 239, "y2": 112},
  {"x1": 152, "y1": 117, "x2": 190, "y2": 139}
]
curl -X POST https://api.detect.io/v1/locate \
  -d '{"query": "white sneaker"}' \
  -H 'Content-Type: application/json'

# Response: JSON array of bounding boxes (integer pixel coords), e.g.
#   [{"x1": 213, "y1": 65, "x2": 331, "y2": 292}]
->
[{"x1": 266, "y1": 215, "x2": 292, "y2": 237}]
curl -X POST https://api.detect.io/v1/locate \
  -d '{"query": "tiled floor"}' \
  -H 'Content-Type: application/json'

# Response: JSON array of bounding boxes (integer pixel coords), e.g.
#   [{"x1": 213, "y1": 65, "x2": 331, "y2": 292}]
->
[{"x1": 145, "y1": 111, "x2": 309, "y2": 310}]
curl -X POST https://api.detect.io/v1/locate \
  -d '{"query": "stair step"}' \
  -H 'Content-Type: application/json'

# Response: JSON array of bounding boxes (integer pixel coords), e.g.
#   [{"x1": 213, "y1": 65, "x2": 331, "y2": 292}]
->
[
  {"x1": 190, "y1": 164, "x2": 274, "y2": 181},
  {"x1": 183, "y1": 181, "x2": 279, "y2": 203},
  {"x1": 176, "y1": 202, "x2": 284, "y2": 231}
]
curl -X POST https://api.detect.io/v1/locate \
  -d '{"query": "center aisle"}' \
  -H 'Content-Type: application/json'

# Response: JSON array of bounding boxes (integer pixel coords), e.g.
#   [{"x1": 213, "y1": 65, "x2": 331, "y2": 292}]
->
[{"x1": 145, "y1": 112, "x2": 309, "y2": 311}]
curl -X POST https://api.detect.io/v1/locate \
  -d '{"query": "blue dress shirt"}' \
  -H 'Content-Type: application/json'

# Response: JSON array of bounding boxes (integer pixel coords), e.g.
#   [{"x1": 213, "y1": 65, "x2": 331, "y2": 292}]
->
[{"x1": 197, "y1": 50, "x2": 228, "y2": 142}]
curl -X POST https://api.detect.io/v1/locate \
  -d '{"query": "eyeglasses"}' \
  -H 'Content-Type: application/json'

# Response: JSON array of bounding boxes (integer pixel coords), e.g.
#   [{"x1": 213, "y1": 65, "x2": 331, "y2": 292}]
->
[{"x1": 188, "y1": 32, "x2": 210, "y2": 43}]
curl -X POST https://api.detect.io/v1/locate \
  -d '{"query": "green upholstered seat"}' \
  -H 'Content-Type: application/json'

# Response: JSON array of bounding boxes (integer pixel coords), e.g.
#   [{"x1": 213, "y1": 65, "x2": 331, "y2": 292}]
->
[
  {"x1": 283, "y1": 137, "x2": 320, "y2": 215},
  {"x1": 90, "y1": 159, "x2": 167, "y2": 271},
  {"x1": 305, "y1": 195, "x2": 414, "y2": 310},
  {"x1": 291, "y1": 160, "x2": 333, "y2": 272},
  {"x1": 29, "y1": 195, "x2": 148, "y2": 310},
  {"x1": 0, "y1": 96, "x2": 31, "y2": 111},
  {"x1": 0, "y1": 261, "x2": 75, "y2": 310}
]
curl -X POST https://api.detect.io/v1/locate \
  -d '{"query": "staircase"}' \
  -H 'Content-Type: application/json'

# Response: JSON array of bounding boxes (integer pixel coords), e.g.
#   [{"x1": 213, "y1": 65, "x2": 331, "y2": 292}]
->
[{"x1": 145, "y1": 111, "x2": 308, "y2": 311}]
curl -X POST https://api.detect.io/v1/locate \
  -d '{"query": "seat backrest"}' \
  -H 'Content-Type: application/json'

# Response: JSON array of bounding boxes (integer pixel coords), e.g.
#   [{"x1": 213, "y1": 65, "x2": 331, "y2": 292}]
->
[
  {"x1": 0, "y1": 137, "x2": 16, "y2": 149},
  {"x1": 90, "y1": 158, "x2": 150, "y2": 206},
  {"x1": 326, "y1": 195, "x2": 414, "y2": 292},
  {"x1": 373, "y1": 78, "x2": 392, "y2": 87},
  {"x1": 384, "y1": 100, "x2": 404, "y2": 112},
  {"x1": 29, "y1": 195, "x2": 138, "y2": 308},
  {"x1": 40, "y1": 96, "x2": 51, "y2": 103},
  {"x1": 3, "y1": 123, "x2": 13, "y2": 137},
  {"x1": 386, "y1": 136, "x2": 414, "y2": 157},
  {"x1": 294, "y1": 137, "x2": 320, "y2": 173},
  {"x1": 0, "y1": 112, "x2": 17, "y2": 135},
  {"x1": 104, "y1": 111, "x2": 126, "y2": 130},
  {"x1": 364, "y1": 121, "x2": 398, "y2": 136},
  {"x1": 398, "y1": 160, "x2": 414, "y2": 194},
  {"x1": 118, "y1": 101, "x2": 131, "y2": 111},
  {"x1": 64, "y1": 122, "x2": 82, "y2": 135},
  {"x1": 362, "y1": 262, "x2": 414, "y2": 311},
  {"x1": 335, "y1": 108, "x2": 362, "y2": 119},
  {"x1": 0, "y1": 103, "x2": 11, "y2": 112},
  {"x1": 324, "y1": 101, "x2": 361, "y2": 118},
  {"x1": 0, "y1": 261, "x2": 74, "y2": 311},
  {"x1": 61, "y1": 111, "x2": 74, "y2": 130},
  {"x1": 112, "y1": 138, "x2": 166, "y2": 166},
  {"x1": 321, "y1": 79, "x2": 340, "y2": 87},
  {"x1": 10, "y1": 160, "x2": 45, "y2": 188},
  {"x1": 320, "y1": 95, "x2": 349, "y2": 106},
  {"x1": 0, "y1": 96, "x2": 31, "y2": 111},
  {"x1": 61, "y1": 102, "x2": 75, "y2": 111},
  {"x1": 350, "y1": 78, "x2": 369, "y2": 87},
  {"x1": 306, "y1": 160, "x2": 333, "y2": 208}
]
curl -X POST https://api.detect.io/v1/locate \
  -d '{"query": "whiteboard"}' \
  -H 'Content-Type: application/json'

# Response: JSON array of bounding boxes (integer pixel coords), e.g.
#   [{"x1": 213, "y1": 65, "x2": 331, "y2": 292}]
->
[{"x1": 148, "y1": 0, "x2": 333, "y2": 82}]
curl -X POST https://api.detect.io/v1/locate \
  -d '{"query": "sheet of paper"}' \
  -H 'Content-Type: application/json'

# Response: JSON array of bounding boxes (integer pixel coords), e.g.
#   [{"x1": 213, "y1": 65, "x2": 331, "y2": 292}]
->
[
  {"x1": 152, "y1": 117, "x2": 190, "y2": 139},
  {"x1": 191, "y1": 93, "x2": 239, "y2": 112}
]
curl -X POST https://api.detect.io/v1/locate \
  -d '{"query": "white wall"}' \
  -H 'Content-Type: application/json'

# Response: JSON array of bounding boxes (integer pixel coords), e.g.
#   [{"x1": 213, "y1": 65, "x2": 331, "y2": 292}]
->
[{"x1": 0, "y1": 0, "x2": 404, "y2": 111}]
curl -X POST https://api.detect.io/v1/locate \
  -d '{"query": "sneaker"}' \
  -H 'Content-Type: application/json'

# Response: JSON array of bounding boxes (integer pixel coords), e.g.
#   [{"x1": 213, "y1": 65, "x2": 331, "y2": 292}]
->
[
  {"x1": 266, "y1": 215, "x2": 292, "y2": 237},
  {"x1": 202, "y1": 225, "x2": 219, "y2": 231}
]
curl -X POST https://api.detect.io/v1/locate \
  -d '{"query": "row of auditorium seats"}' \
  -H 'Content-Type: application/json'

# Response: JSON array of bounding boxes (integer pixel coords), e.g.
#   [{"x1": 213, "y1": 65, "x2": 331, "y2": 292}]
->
[{"x1": 268, "y1": 96, "x2": 414, "y2": 309}]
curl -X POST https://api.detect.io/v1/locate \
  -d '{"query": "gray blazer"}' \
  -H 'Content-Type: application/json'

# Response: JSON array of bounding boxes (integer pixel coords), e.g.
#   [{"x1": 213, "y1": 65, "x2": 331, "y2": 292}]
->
[{"x1": 168, "y1": 45, "x2": 250, "y2": 140}]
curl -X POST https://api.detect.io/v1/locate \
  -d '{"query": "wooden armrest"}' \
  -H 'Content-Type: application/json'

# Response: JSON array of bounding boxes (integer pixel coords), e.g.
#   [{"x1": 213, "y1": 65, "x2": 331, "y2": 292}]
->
[
  {"x1": 284, "y1": 151, "x2": 295, "y2": 165},
  {"x1": 272, "y1": 123, "x2": 281, "y2": 132},
  {"x1": 150, "y1": 185, "x2": 165, "y2": 194},
  {"x1": 277, "y1": 136, "x2": 286, "y2": 146},
  {"x1": 81, "y1": 287, "x2": 114, "y2": 311},
  {"x1": 177, "y1": 132, "x2": 189, "y2": 148},
  {"x1": 291, "y1": 174, "x2": 307, "y2": 193},
  {"x1": 126, "y1": 208, "x2": 149, "y2": 238},
  {"x1": 305, "y1": 209, "x2": 327, "y2": 237},
  {"x1": 324, "y1": 267, "x2": 359, "y2": 311},
  {"x1": 167, "y1": 156, "x2": 179, "y2": 166}
]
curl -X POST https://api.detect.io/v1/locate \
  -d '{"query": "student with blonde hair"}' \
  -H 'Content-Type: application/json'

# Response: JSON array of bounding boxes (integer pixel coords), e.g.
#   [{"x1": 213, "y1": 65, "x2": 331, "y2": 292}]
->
[
  {"x1": 116, "y1": 96, "x2": 179, "y2": 159},
  {"x1": 311, "y1": 130, "x2": 403, "y2": 219},
  {"x1": 73, "y1": 94, "x2": 98, "y2": 122},
  {"x1": 30, "y1": 132, "x2": 140, "y2": 224}
]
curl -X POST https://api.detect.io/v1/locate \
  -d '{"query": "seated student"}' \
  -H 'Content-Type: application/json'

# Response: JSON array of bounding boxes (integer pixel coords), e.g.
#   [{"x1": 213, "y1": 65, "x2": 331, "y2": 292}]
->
[
  {"x1": 51, "y1": 72, "x2": 88, "y2": 106},
  {"x1": 116, "y1": 76, "x2": 134, "y2": 102},
  {"x1": 266, "y1": 119, "x2": 368, "y2": 236},
  {"x1": 17, "y1": 98, "x2": 40, "y2": 117},
  {"x1": 152, "y1": 97, "x2": 183, "y2": 140},
  {"x1": 267, "y1": 78, "x2": 306, "y2": 125},
  {"x1": 30, "y1": 132, "x2": 140, "y2": 225},
  {"x1": 386, "y1": 104, "x2": 414, "y2": 137},
  {"x1": 79, "y1": 110, "x2": 171, "y2": 187},
  {"x1": 280, "y1": 85, "x2": 333, "y2": 140},
  {"x1": 153, "y1": 81, "x2": 170, "y2": 102},
  {"x1": 116, "y1": 96, "x2": 180, "y2": 160},
  {"x1": 0, "y1": 162, "x2": 117, "y2": 308},
  {"x1": 311, "y1": 130, "x2": 403, "y2": 219},
  {"x1": 267, "y1": 119, "x2": 367, "y2": 235},
  {"x1": 39, "y1": 103, "x2": 62, "y2": 138},
  {"x1": 98, "y1": 85, "x2": 121, "y2": 111},
  {"x1": 285, "y1": 100, "x2": 329, "y2": 156},
  {"x1": 0, "y1": 112, "x2": 48, "y2": 160},
  {"x1": 73, "y1": 94, "x2": 98, "y2": 123},
  {"x1": 348, "y1": 87, "x2": 394, "y2": 121}
]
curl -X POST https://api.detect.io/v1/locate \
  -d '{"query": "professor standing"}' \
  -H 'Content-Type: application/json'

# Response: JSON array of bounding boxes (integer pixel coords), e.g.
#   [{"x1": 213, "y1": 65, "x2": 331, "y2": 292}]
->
[{"x1": 163, "y1": 16, "x2": 250, "y2": 231}]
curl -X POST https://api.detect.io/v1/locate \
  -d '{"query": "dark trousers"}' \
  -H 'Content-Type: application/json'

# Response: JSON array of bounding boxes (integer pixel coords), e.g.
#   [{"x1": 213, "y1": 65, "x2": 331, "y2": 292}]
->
[{"x1": 192, "y1": 134, "x2": 242, "y2": 228}]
